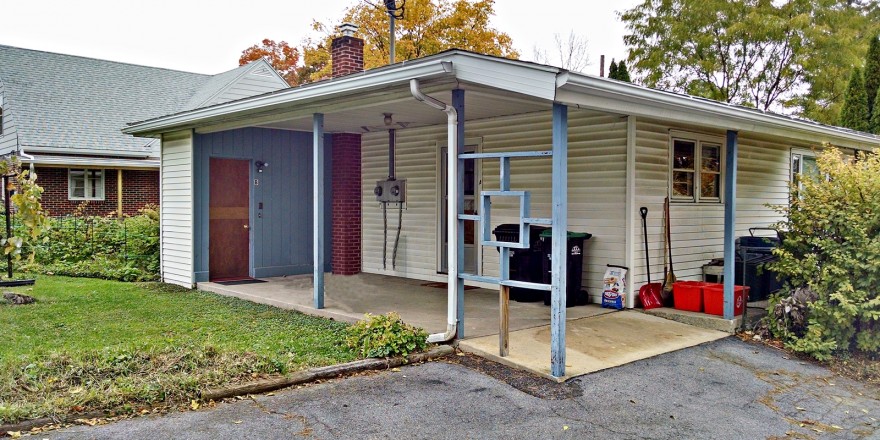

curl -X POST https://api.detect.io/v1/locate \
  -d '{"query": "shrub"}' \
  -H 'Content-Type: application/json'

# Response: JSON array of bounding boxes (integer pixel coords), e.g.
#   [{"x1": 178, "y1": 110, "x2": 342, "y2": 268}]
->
[
  {"x1": 26, "y1": 205, "x2": 160, "y2": 282},
  {"x1": 767, "y1": 148, "x2": 880, "y2": 360},
  {"x1": 345, "y1": 312, "x2": 429, "y2": 358}
]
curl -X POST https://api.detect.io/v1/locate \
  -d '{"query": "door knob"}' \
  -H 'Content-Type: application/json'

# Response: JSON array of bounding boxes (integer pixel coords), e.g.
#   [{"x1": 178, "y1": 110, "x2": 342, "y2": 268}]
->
[{"x1": 243, "y1": 224, "x2": 249, "y2": 229}]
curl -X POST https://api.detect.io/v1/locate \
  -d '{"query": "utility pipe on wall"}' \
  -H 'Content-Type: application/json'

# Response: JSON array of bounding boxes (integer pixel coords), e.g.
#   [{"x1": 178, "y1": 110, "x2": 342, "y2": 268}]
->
[{"x1": 410, "y1": 79, "x2": 458, "y2": 343}]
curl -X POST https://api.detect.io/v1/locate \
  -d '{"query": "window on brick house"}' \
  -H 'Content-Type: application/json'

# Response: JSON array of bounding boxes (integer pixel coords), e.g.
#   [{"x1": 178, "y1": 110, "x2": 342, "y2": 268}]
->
[
  {"x1": 669, "y1": 132, "x2": 724, "y2": 203},
  {"x1": 68, "y1": 169, "x2": 104, "y2": 200}
]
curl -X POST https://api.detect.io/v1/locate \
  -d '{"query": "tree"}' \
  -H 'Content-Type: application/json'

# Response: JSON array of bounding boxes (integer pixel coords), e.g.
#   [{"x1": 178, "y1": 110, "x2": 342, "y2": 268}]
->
[
  {"x1": 239, "y1": 39, "x2": 302, "y2": 86},
  {"x1": 621, "y1": 0, "x2": 879, "y2": 116},
  {"x1": 616, "y1": 61, "x2": 632, "y2": 83},
  {"x1": 868, "y1": 90, "x2": 880, "y2": 134},
  {"x1": 304, "y1": 0, "x2": 518, "y2": 82},
  {"x1": 532, "y1": 31, "x2": 590, "y2": 72},
  {"x1": 839, "y1": 68, "x2": 870, "y2": 132},
  {"x1": 865, "y1": 35, "x2": 880, "y2": 114},
  {"x1": 608, "y1": 60, "x2": 618, "y2": 79}
]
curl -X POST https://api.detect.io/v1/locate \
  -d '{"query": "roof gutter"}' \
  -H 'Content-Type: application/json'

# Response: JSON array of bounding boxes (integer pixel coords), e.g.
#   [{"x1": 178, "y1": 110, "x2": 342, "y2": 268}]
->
[
  {"x1": 124, "y1": 61, "x2": 455, "y2": 136},
  {"x1": 556, "y1": 72, "x2": 880, "y2": 149}
]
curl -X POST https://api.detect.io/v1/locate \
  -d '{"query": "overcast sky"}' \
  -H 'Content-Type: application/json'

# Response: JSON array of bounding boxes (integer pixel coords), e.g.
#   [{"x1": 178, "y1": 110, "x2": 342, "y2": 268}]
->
[{"x1": 0, "y1": 0, "x2": 641, "y2": 75}]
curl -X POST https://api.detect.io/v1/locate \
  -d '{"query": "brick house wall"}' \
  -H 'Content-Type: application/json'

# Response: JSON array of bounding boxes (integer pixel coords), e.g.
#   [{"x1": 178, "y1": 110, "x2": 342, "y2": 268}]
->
[{"x1": 35, "y1": 167, "x2": 159, "y2": 217}]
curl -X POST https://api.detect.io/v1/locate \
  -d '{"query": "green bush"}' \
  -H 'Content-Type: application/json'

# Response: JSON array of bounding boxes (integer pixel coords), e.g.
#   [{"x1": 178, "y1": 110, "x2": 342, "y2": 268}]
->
[
  {"x1": 26, "y1": 205, "x2": 160, "y2": 282},
  {"x1": 345, "y1": 312, "x2": 429, "y2": 358},
  {"x1": 768, "y1": 148, "x2": 880, "y2": 360}
]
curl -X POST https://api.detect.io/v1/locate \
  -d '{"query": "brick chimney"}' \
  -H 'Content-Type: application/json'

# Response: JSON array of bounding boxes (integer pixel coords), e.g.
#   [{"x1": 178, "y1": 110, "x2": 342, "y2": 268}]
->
[
  {"x1": 330, "y1": 23, "x2": 364, "y2": 275},
  {"x1": 331, "y1": 23, "x2": 364, "y2": 78}
]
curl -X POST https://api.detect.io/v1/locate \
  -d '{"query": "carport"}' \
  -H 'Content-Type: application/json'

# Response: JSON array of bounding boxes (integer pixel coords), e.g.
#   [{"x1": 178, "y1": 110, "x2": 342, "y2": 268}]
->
[{"x1": 199, "y1": 273, "x2": 727, "y2": 380}]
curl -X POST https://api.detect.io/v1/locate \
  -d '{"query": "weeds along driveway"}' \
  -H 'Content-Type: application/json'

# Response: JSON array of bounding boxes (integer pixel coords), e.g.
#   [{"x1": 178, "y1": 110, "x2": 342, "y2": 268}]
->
[
  {"x1": 47, "y1": 338, "x2": 880, "y2": 440},
  {"x1": 0, "y1": 276, "x2": 356, "y2": 425}
]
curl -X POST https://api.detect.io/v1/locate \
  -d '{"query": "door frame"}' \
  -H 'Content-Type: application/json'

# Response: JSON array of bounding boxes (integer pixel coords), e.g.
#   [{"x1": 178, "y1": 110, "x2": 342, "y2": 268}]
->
[
  {"x1": 436, "y1": 137, "x2": 483, "y2": 275},
  {"x1": 207, "y1": 156, "x2": 254, "y2": 280}
]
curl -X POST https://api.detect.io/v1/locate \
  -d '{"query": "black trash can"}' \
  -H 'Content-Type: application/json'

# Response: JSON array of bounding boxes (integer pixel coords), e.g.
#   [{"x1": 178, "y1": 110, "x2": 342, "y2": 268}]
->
[
  {"x1": 491, "y1": 224, "x2": 548, "y2": 302},
  {"x1": 539, "y1": 229, "x2": 592, "y2": 307}
]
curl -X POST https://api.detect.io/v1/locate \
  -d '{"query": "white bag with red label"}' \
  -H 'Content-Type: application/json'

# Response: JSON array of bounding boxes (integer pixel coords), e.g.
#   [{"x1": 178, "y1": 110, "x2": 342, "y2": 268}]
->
[{"x1": 601, "y1": 265, "x2": 628, "y2": 310}]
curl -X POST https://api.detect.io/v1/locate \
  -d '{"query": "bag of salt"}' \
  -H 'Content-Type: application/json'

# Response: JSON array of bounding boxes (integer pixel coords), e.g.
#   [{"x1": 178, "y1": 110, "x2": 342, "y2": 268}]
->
[{"x1": 601, "y1": 265, "x2": 628, "y2": 310}]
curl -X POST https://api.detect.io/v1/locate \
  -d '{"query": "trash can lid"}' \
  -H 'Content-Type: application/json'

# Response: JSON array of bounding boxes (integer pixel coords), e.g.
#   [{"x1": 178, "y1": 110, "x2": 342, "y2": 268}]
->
[{"x1": 539, "y1": 229, "x2": 591, "y2": 239}]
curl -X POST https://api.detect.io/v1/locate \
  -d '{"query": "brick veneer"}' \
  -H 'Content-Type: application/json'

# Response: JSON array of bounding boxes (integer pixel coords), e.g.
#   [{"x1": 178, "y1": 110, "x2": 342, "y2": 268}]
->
[
  {"x1": 331, "y1": 134, "x2": 362, "y2": 275},
  {"x1": 329, "y1": 30, "x2": 365, "y2": 275},
  {"x1": 35, "y1": 167, "x2": 159, "y2": 217}
]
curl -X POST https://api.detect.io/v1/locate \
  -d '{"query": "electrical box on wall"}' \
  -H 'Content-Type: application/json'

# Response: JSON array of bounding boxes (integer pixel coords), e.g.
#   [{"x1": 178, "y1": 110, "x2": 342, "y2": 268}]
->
[{"x1": 374, "y1": 179, "x2": 406, "y2": 203}]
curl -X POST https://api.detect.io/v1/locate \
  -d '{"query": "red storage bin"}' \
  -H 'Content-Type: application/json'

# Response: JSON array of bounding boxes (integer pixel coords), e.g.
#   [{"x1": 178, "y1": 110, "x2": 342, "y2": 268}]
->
[
  {"x1": 703, "y1": 284, "x2": 750, "y2": 317},
  {"x1": 673, "y1": 281, "x2": 709, "y2": 312}
]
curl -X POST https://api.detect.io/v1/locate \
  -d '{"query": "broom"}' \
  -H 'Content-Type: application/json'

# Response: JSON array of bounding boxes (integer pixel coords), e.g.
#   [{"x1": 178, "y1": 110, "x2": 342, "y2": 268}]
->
[{"x1": 661, "y1": 196, "x2": 676, "y2": 304}]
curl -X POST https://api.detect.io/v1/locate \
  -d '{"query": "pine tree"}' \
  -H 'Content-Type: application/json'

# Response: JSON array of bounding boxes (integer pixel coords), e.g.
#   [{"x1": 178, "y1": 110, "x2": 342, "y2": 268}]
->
[
  {"x1": 839, "y1": 68, "x2": 870, "y2": 132},
  {"x1": 871, "y1": 87, "x2": 880, "y2": 134},
  {"x1": 865, "y1": 36, "x2": 880, "y2": 115},
  {"x1": 616, "y1": 60, "x2": 632, "y2": 83},
  {"x1": 608, "y1": 60, "x2": 619, "y2": 79}
]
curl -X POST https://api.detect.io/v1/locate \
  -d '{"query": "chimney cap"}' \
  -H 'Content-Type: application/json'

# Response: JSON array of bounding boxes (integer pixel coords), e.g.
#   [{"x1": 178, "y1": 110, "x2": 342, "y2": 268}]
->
[{"x1": 339, "y1": 23, "x2": 358, "y2": 38}]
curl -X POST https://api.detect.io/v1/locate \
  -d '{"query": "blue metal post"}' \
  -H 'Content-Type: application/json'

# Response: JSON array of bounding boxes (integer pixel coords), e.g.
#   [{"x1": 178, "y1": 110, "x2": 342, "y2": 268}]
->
[
  {"x1": 723, "y1": 130, "x2": 738, "y2": 320},
  {"x1": 313, "y1": 113, "x2": 325, "y2": 309},
  {"x1": 550, "y1": 103, "x2": 568, "y2": 378},
  {"x1": 453, "y1": 89, "x2": 466, "y2": 339}
]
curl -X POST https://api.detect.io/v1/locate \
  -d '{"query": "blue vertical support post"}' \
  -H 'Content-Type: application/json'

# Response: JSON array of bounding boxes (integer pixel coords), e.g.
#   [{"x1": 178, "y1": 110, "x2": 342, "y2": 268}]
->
[
  {"x1": 313, "y1": 113, "x2": 325, "y2": 309},
  {"x1": 452, "y1": 89, "x2": 466, "y2": 339},
  {"x1": 723, "y1": 130, "x2": 738, "y2": 320},
  {"x1": 550, "y1": 103, "x2": 568, "y2": 378}
]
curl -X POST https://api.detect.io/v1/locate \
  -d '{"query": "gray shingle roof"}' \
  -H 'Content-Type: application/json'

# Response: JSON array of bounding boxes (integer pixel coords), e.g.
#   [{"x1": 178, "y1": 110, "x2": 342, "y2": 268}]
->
[{"x1": 0, "y1": 45, "x2": 265, "y2": 156}]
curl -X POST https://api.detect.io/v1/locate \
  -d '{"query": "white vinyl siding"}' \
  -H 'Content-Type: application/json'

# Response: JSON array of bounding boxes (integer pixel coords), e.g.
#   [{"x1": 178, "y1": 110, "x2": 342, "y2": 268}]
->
[
  {"x1": 206, "y1": 64, "x2": 289, "y2": 107},
  {"x1": 631, "y1": 118, "x2": 809, "y2": 287},
  {"x1": 160, "y1": 130, "x2": 195, "y2": 288},
  {"x1": 361, "y1": 108, "x2": 628, "y2": 303},
  {"x1": 0, "y1": 84, "x2": 19, "y2": 156}
]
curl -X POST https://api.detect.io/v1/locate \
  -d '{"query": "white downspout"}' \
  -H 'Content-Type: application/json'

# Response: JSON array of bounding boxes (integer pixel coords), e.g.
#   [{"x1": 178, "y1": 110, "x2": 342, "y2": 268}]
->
[{"x1": 410, "y1": 79, "x2": 458, "y2": 343}]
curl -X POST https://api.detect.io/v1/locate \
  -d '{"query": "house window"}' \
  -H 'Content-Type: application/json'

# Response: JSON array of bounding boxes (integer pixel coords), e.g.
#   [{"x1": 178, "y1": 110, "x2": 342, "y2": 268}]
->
[
  {"x1": 670, "y1": 133, "x2": 724, "y2": 203},
  {"x1": 68, "y1": 169, "x2": 105, "y2": 200},
  {"x1": 0, "y1": 106, "x2": 4, "y2": 136},
  {"x1": 791, "y1": 150, "x2": 819, "y2": 190}
]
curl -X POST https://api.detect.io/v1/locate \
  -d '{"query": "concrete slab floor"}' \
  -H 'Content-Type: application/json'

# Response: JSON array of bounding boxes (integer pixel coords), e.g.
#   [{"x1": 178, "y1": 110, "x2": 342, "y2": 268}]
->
[
  {"x1": 458, "y1": 310, "x2": 728, "y2": 381},
  {"x1": 198, "y1": 273, "x2": 612, "y2": 339}
]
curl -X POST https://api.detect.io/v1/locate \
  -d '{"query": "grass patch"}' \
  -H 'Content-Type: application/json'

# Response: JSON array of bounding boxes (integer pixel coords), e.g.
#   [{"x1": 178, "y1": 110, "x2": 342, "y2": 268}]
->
[{"x1": 0, "y1": 276, "x2": 356, "y2": 424}]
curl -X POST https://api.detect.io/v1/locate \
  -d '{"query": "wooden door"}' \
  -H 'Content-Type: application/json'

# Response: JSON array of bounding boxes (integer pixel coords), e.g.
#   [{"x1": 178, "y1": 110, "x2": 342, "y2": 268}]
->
[{"x1": 209, "y1": 158, "x2": 250, "y2": 280}]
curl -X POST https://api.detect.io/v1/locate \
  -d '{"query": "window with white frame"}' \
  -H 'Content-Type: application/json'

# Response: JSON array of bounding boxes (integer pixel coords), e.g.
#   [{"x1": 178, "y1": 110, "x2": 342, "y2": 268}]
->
[
  {"x1": 670, "y1": 133, "x2": 723, "y2": 203},
  {"x1": 791, "y1": 150, "x2": 819, "y2": 190},
  {"x1": 68, "y1": 169, "x2": 105, "y2": 200}
]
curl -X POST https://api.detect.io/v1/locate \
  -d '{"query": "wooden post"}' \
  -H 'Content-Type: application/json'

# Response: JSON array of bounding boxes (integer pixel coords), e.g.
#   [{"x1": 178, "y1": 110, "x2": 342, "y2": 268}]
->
[
  {"x1": 499, "y1": 285, "x2": 510, "y2": 357},
  {"x1": 723, "y1": 130, "x2": 738, "y2": 320},
  {"x1": 117, "y1": 169, "x2": 123, "y2": 217},
  {"x1": 313, "y1": 113, "x2": 325, "y2": 309},
  {"x1": 550, "y1": 102, "x2": 568, "y2": 378}
]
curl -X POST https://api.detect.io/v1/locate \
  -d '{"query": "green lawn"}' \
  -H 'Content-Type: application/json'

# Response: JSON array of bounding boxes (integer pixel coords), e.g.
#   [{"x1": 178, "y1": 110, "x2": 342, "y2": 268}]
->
[{"x1": 0, "y1": 276, "x2": 356, "y2": 424}]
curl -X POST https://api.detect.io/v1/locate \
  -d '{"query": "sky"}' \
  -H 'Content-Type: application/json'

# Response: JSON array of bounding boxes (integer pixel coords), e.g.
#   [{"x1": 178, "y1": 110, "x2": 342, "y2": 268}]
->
[{"x1": 0, "y1": 0, "x2": 642, "y2": 75}]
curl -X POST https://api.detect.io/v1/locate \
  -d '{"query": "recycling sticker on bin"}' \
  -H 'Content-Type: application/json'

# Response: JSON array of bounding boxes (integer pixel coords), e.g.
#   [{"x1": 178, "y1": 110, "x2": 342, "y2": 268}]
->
[{"x1": 571, "y1": 245, "x2": 581, "y2": 256}]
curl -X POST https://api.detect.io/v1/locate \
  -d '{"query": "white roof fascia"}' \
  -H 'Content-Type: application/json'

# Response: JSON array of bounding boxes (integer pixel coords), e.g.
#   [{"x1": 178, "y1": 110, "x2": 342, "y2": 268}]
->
[
  {"x1": 556, "y1": 72, "x2": 880, "y2": 150},
  {"x1": 124, "y1": 61, "x2": 455, "y2": 136},
  {"x1": 24, "y1": 155, "x2": 159, "y2": 169},
  {"x1": 22, "y1": 145, "x2": 154, "y2": 157}
]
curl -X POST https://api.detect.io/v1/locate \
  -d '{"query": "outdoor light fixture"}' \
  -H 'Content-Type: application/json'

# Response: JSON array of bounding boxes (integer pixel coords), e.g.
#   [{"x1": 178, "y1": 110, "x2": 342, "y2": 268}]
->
[
  {"x1": 384, "y1": 113, "x2": 393, "y2": 126},
  {"x1": 255, "y1": 161, "x2": 268, "y2": 173}
]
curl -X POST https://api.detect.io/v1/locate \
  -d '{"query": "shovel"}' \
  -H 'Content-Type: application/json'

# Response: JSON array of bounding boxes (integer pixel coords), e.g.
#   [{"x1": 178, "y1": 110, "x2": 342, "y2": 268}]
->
[{"x1": 638, "y1": 207, "x2": 663, "y2": 309}]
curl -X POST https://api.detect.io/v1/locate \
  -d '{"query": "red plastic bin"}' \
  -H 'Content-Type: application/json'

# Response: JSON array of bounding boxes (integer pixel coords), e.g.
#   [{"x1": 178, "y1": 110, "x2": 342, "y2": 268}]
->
[
  {"x1": 703, "y1": 284, "x2": 750, "y2": 317},
  {"x1": 673, "y1": 281, "x2": 710, "y2": 312}
]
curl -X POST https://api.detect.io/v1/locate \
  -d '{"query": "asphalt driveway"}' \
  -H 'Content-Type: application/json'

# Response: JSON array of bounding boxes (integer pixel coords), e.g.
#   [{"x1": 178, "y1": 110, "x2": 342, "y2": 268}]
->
[{"x1": 46, "y1": 338, "x2": 880, "y2": 439}]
